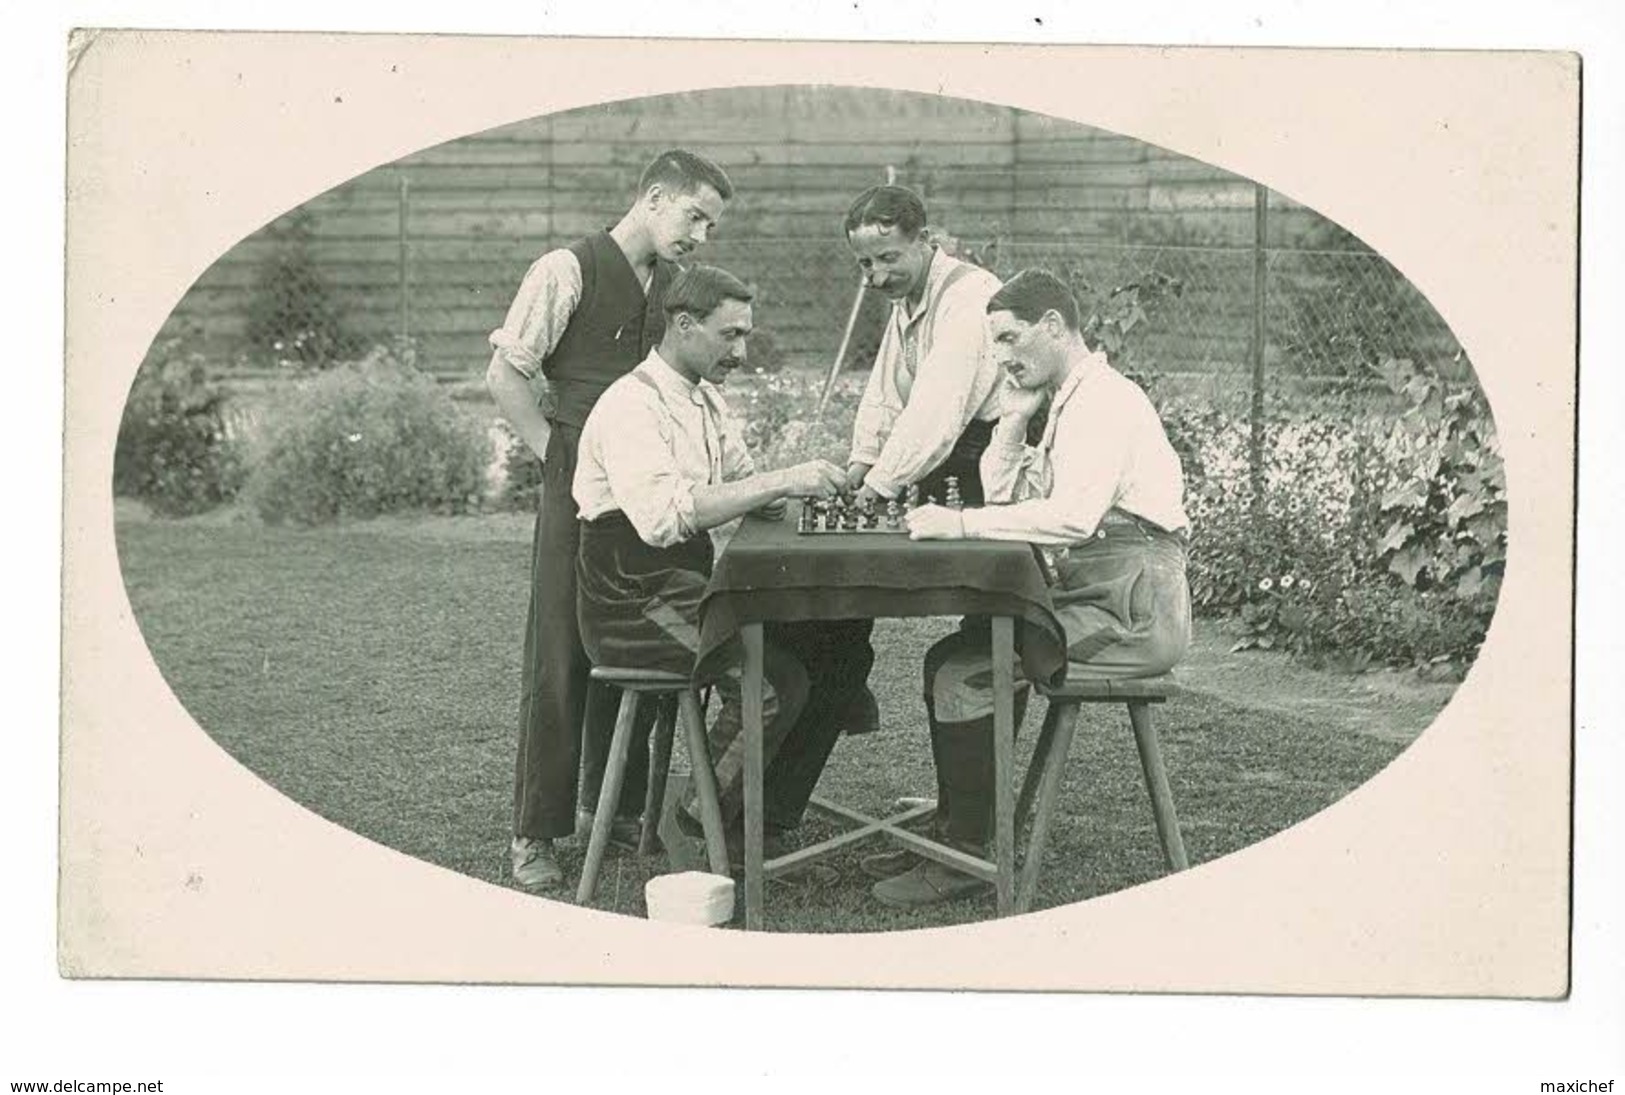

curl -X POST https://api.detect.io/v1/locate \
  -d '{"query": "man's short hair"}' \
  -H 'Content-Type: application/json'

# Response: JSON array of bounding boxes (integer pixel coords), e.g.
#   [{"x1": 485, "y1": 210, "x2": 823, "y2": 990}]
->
[
  {"x1": 843, "y1": 184, "x2": 929, "y2": 238},
  {"x1": 639, "y1": 149, "x2": 734, "y2": 202},
  {"x1": 664, "y1": 264, "x2": 755, "y2": 322},
  {"x1": 986, "y1": 269, "x2": 1082, "y2": 331}
]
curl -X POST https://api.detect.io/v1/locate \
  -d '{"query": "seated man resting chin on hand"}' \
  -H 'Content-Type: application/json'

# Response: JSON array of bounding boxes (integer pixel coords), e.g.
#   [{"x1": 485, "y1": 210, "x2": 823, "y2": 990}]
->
[
  {"x1": 871, "y1": 269, "x2": 1194, "y2": 909},
  {"x1": 574, "y1": 263, "x2": 859, "y2": 863}
]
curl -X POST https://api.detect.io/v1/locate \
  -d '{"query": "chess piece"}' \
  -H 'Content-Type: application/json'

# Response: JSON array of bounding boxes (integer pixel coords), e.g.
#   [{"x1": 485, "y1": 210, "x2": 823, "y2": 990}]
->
[
  {"x1": 945, "y1": 476, "x2": 963, "y2": 511},
  {"x1": 798, "y1": 501, "x2": 814, "y2": 533},
  {"x1": 885, "y1": 500, "x2": 901, "y2": 530}
]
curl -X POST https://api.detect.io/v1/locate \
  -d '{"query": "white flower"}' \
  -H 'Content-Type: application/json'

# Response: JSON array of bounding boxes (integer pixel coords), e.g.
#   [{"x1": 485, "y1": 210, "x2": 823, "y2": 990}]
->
[
  {"x1": 346, "y1": 432, "x2": 363, "y2": 443},
  {"x1": 1258, "y1": 577, "x2": 1274, "y2": 592},
  {"x1": 1280, "y1": 575, "x2": 1295, "y2": 590}
]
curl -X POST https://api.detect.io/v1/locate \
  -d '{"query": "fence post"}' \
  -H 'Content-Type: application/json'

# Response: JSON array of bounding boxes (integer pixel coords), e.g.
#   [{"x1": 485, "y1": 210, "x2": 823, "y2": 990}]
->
[
  {"x1": 397, "y1": 170, "x2": 411, "y2": 344},
  {"x1": 1249, "y1": 181, "x2": 1268, "y2": 520}
]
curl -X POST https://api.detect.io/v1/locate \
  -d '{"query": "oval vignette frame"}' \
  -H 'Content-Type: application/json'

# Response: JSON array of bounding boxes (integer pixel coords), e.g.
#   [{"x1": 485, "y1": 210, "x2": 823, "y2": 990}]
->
[{"x1": 66, "y1": 38, "x2": 1573, "y2": 994}]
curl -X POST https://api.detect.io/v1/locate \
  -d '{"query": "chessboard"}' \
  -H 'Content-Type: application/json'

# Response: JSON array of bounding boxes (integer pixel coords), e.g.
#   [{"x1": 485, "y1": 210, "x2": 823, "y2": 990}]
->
[{"x1": 794, "y1": 479, "x2": 964, "y2": 535}]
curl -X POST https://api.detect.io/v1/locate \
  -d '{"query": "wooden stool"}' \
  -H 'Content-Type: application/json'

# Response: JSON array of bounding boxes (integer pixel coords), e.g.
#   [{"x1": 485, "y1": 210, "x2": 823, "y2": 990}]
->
[
  {"x1": 1014, "y1": 672, "x2": 1187, "y2": 912},
  {"x1": 576, "y1": 667, "x2": 729, "y2": 904}
]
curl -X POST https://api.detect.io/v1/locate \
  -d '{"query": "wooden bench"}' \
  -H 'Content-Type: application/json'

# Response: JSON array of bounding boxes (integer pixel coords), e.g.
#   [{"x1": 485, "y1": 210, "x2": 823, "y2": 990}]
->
[
  {"x1": 576, "y1": 666, "x2": 728, "y2": 904},
  {"x1": 1016, "y1": 672, "x2": 1187, "y2": 912}
]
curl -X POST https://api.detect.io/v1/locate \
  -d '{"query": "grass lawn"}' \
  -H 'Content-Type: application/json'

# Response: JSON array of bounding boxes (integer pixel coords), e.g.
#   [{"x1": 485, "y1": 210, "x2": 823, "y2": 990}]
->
[{"x1": 114, "y1": 503, "x2": 1458, "y2": 933}]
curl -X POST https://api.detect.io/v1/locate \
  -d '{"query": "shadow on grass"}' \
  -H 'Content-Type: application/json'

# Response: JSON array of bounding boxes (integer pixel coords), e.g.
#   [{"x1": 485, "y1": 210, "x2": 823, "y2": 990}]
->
[{"x1": 114, "y1": 512, "x2": 1450, "y2": 934}]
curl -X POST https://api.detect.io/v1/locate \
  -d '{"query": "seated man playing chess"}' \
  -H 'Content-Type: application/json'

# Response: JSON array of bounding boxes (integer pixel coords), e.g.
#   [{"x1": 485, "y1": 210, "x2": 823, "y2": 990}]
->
[
  {"x1": 573, "y1": 263, "x2": 861, "y2": 865},
  {"x1": 870, "y1": 269, "x2": 1195, "y2": 908}
]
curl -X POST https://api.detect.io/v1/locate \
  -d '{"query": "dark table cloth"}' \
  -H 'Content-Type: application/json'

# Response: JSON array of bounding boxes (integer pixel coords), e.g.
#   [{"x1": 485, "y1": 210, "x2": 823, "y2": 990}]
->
[{"x1": 696, "y1": 500, "x2": 1066, "y2": 685}]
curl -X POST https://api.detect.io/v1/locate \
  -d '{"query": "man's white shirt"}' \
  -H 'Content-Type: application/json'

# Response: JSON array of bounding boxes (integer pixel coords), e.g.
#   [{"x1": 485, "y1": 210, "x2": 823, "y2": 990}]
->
[
  {"x1": 575, "y1": 350, "x2": 754, "y2": 549},
  {"x1": 964, "y1": 350, "x2": 1189, "y2": 545}
]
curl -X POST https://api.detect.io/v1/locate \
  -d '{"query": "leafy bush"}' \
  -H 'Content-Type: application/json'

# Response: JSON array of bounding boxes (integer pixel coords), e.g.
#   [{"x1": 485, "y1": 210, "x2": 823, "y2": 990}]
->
[
  {"x1": 1178, "y1": 356, "x2": 1504, "y2": 671},
  {"x1": 246, "y1": 344, "x2": 491, "y2": 525},
  {"x1": 114, "y1": 333, "x2": 247, "y2": 516},
  {"x1": 728, "y1": 370, "x2": 864, "y2": 471},
  {"x1": 1369, "y1": 356, "x2": 1506, "y2": 603},
  {"x1": 495, "y1": 421, "x2": 545, "y2": 513}
]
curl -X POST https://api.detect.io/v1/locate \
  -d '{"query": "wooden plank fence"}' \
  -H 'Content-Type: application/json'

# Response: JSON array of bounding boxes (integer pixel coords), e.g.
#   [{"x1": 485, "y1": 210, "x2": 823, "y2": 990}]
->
[{"x1": 159, "y1": 85, "x2": 1445, "y2": 383}]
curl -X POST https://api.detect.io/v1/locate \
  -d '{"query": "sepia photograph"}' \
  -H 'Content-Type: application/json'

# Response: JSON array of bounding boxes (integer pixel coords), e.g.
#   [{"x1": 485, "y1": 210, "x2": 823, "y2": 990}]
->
[
  {"x1": 55, "y1": 28, "x2": 1584, "y2": 1010},
  {"x1": 108, "y1": 84, "x2": 1502, "y2": 935}
]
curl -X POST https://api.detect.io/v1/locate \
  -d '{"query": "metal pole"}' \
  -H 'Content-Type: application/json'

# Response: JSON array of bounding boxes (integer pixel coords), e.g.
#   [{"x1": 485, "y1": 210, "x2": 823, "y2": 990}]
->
[
  {"x1": 398, "y1": 171, "x2": 411, "y2": 343},
  {"x1": 1249, "y1": 182, "x2": 1268, "y2": 517}
]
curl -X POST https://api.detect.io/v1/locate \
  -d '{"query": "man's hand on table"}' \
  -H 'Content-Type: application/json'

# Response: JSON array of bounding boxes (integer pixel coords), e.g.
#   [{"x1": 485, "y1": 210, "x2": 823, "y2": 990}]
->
[{"x1": 905, "y1": 503, "x2": 967, "y2": 541}]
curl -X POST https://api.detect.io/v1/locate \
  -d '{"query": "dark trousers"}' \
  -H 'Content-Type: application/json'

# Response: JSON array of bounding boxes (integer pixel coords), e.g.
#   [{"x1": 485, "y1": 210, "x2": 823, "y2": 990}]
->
[
  {"x1": 512, "y1": 423, "x2": 654, "y2": 842},
  {"x1": 759, "y1": 620, "x2": 875, "y2": 829},
  {"x1": 920, "y1": 519, "x2": 1191, "y2": 849},
  {"x1": 839, "y1": 418, "x2": 998, "y2": 731}
]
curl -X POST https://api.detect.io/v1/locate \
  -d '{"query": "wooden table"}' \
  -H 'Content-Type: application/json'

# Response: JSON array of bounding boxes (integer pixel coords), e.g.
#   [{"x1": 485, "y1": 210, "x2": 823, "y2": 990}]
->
[{"x1": 695, "y1": 500, "x2": 1065, "y2": 930}]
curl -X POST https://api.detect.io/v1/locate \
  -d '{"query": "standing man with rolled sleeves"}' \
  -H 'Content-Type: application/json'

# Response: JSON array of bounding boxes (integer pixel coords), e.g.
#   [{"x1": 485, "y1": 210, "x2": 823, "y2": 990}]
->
[
  {"x1": 844, "y1": 184, "x2": 1008, "y2": 509},
  {"x1": 486, "y1": 150, "x2": 733, "y2": 889},
  {"x1": 825, "y1": 184, "x2": 1011, "y2": 742}
]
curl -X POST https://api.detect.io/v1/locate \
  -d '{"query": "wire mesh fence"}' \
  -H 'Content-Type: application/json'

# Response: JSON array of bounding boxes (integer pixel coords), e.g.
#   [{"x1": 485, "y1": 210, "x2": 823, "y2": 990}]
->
[{"x1": 159, "y1": 102, "x2": 1471, "y2": 429}]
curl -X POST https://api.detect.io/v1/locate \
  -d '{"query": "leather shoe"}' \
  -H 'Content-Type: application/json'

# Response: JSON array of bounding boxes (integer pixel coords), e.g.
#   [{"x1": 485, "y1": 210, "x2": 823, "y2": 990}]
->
[
  {"x1": 510, "y1": 836, "x2": 563, "y2": 889},
  {"x1": 859, "y1": 847, "x2": 918, "y2": 880},
  {"x1": 574, "y1": 809, "x2": 652, "y2": 853},
  {"x1": 870, "y1": 859, "x2": 991, "y2": 908}
]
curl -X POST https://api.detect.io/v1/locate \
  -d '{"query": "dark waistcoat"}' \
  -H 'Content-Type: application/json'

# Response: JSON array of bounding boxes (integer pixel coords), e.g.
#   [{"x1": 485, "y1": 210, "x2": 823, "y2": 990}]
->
[{"x1": 543, "y1": 231, "x2": 673, "y2": 428}]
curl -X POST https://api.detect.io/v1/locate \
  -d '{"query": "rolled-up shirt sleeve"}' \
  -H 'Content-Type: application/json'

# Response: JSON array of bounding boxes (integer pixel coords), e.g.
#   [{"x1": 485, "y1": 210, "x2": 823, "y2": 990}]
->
[
  {"x1": 488, "y1": 249, "x2": 582, "y2": 380},
  {"x1": 979, "y1": 420, "x2": 1043, "y2": 505},
  {"x1": 864, "y1": 294, "x2": 1001, "y2": 499}
]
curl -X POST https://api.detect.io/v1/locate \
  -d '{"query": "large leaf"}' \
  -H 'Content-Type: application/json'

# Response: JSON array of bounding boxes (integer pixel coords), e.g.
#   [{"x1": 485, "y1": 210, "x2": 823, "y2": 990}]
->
[
  {"x1": 1455, "y1": 565, "x2": 1484, "y2": 598},
  {"x1": 1375, "y1": 356, "x2": 1415, "y2": 393},
  {"x1": 1377, "y1": 520, "x2": 1416, "y2": 558},
  {"x1": 1465, "y1": 511, "x2": 1506, "y2": 546},
  {"x1": 1381, "y1": 480, "x2": 1428, "y2": 511},
  {"x1": 1445, "y1": 491, "x2": 1487, "y2": 528},
  {"x1": 1388, "y1": 545, "x2": 1430, "y2": 587}
]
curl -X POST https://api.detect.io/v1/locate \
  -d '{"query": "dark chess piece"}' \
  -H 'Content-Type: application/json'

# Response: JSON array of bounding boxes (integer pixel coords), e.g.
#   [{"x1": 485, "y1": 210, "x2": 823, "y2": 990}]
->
[{"x1": 945, "y1": 476, "x2": 963, "y2": 511}]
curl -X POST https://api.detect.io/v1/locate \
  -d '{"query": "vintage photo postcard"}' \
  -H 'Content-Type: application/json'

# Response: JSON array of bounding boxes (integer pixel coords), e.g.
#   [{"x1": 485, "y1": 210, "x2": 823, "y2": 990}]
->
[{"x1": 61, "y1": 33, "x2": 1577, "y2": 995}]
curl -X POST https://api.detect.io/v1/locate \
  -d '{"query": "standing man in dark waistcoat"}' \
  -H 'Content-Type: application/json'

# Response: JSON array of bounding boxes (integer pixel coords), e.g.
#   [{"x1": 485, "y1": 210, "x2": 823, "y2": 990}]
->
[{"x1": 486, "y1": 150, "x2": 733, "y2": 888}]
